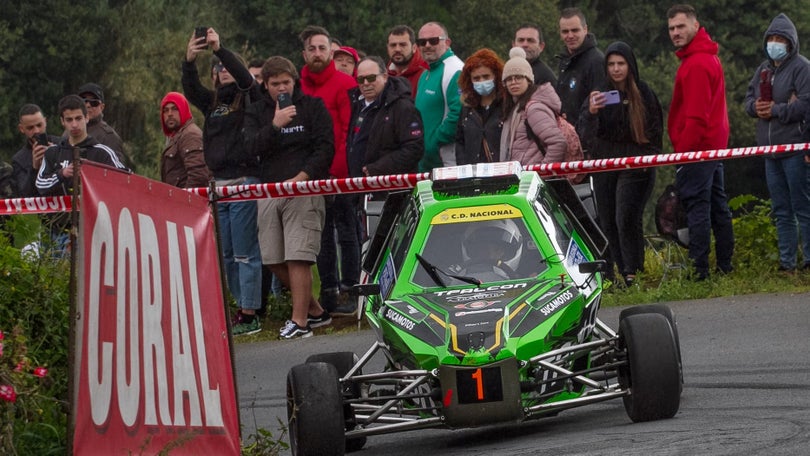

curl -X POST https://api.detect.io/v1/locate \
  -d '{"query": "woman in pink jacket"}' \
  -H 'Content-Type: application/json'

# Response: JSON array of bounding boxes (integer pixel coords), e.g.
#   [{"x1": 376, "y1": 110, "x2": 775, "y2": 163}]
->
[{"x1": 499, "y1": 47, "x2": 566, "y2": 165}]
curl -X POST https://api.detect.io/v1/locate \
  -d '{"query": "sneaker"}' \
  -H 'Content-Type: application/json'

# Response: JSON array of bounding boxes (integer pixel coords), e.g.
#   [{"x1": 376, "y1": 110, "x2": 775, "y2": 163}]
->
[
  {"x1": 279, "y1": 320, "x2": 313, "y2": 339},
  {"x1": 307, "y1": 310, "x2": 332, "y2": 328},
  {"x1": 232, "y1": 316, "x2": 261, "y2": 336}
]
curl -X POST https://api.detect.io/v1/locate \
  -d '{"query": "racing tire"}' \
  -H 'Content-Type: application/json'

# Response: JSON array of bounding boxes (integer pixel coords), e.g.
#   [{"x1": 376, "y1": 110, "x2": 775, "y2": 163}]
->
[
  {"x1": 618, "y1": 313, "x2": 681, "y2": 422},
  {"x1": 306, "y1": 352, "x2": 367, "y2": 453},
  {"x1": 620, "y1": 304, "x2": 683, "y2": 390},
  {"x1": 287, "y1": 362, "x2": 345, "y2": 456}
]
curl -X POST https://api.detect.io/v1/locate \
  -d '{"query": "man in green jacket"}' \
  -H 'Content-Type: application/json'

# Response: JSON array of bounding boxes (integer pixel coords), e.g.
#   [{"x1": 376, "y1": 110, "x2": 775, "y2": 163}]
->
[{"x1": 414, "y1": 21, "x2": 464, "y2": 172}]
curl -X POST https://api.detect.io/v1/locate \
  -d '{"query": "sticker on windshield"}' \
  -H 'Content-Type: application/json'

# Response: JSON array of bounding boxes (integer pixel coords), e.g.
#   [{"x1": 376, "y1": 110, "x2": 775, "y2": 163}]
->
[
  {"x1": 565, "y1": 239, "x2": 587, "y2": 267},
  {"x1": 431, "y1": 204, "x2": 521, "y2": 225}
]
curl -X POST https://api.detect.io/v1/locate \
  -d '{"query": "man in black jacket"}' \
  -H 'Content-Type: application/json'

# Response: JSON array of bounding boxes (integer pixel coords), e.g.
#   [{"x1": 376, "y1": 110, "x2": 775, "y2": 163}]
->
[
  {"x1": 556, "y1": 7, "x2": 605, "y2": 122},
  {"x1": 13, "y1": 104, "x2": 60, "y2": 197},
  {"x1": 244, "y1": 56, "x2": 334, "y2": 339}
]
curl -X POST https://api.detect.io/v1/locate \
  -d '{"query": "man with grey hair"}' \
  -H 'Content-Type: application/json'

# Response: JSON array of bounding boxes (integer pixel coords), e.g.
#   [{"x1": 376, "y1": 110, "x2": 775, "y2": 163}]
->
[{"x1": 414, "y1": 21, "x2": 463, "y2": 171}]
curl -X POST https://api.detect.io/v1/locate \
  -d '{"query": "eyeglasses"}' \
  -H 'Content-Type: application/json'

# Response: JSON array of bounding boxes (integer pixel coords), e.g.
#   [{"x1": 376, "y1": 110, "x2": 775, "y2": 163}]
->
[
  {"x1": 356, "y1": 73, "x2": 383, "y2": 84},
  {"x1": 83, "y1": 99, "x2": 102, "y2": 107},
  {"x1": 416, "y1": 36, "x2": 446, "y2": 47},
  {"x1": 503, "y1": 76, "x2": 525, "y2": 84}
]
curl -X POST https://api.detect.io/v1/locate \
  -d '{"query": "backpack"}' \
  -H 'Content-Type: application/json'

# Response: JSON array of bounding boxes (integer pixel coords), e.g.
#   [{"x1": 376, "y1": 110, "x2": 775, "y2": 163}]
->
[
  {"x1": 524, "y1": 114, "x2": 585, "y2": 184},
  {"x1": 655, "y1": 184, "x2": 689, "y2": 247}
]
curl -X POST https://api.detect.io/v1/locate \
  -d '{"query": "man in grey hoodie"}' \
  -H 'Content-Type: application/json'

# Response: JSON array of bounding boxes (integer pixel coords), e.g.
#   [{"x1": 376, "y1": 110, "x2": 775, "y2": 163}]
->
[{"x1": 744, "y1": 13, "x2": 810, "y2": 272}]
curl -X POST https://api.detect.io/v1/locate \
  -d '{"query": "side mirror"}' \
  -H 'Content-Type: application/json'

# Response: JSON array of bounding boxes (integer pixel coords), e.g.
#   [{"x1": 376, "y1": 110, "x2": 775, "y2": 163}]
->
[
  {"x1": 352, "y1": 283, "x2": 381, "y2": 296},
  {"x1": 578, "y1": 260, "x2": 607, "y2": 274}
]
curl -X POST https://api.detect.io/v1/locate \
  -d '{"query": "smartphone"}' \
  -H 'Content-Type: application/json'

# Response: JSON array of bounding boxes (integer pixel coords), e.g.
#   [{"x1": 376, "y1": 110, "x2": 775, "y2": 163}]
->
[
  {"x1": 759, "y1": 69, "x2": 772, "y2": 102},
  {"x1": 34, "y1": 133, "x2": 49, "y2": 146},
  {"x1": 602, "y1": 90, "x2": 621, "y2": 105},
  {"x1": 194, "y1": 26, "x2": 209, "y2": 48},
  {"x1": 277, "y1": 92, "x2": 292, "y2": 109}
]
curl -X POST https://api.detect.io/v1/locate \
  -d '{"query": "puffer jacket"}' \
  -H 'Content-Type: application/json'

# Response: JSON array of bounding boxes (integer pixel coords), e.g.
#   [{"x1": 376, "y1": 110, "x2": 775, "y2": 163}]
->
[
  {"x1": 743, "y1": 13, "x2": 810, "y2": 158},
  {"x1": 500, "y1": 83, "x2": 567, "y2": 165}
]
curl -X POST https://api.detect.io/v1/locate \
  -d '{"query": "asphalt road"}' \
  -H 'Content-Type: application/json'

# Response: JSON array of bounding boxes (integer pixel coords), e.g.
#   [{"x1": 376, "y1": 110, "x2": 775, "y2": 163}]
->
[{"x1": 235, "y1": 292, "x2": 810, "y2": 455}]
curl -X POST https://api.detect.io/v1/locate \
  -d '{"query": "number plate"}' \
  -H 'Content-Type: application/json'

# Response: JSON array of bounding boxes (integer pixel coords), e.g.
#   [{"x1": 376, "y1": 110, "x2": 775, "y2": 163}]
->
[{"x1": 456, "y1": 367, "x2": 504, "y2": 404}]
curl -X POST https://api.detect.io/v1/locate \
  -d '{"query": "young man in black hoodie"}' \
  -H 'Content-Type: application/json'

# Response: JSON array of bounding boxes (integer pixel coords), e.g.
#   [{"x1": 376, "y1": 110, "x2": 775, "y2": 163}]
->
[
  {"x1": 556, "y1": 7, "x2": 605, "y2": 122},
  {"x1": 244, "y1": 56, "x2": 334, "y2": 339}
]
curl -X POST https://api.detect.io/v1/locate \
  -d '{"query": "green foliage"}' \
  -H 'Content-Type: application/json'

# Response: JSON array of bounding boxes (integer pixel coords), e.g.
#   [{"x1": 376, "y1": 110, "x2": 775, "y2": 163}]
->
[
  {"x1": 728, "y1": 193, "x2": 778, "y2": 267},
  {"x1": 0, "y1": 223, "x2": 70, "y2": 454}
]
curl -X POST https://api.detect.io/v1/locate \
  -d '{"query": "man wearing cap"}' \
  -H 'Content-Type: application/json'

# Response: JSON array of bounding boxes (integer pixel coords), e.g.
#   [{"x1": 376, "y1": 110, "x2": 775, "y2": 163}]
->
[
  {"x1": 76, "y1": 82, "x2": 129, "y2": 166},
  {"x1": 334, "y1": 46, "x2": 360, "y2": 78},
  {"x1": 386, "y1": 25, "x2": 428, "y2": 98},
  {"x1": 414, "y1": 21, "x2": 464, "y2": 171},
  {"x1": 159, "y1": 92, "x2": 211, "y2": 188}
]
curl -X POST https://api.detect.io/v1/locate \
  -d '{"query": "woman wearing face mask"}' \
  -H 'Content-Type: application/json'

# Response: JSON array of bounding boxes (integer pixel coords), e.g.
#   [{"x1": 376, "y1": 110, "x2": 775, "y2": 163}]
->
[
  {"x1": 578, "y1": 41, "x2": 662, "y2": 287},
  {"x1": 499, "y1": 47, "x2": 566, "y2": 166},
  {"x1": 744, "y1": 13, "x2": 810, "y2": 272},
  {"x1": 455, "y1": 49, "x2": 505, "y2": 164}
]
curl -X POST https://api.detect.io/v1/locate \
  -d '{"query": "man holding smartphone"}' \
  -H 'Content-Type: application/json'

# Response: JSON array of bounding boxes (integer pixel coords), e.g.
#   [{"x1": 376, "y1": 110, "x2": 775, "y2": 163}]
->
[
  {"x1": 12, "y1": 104, "x2": 59, "y2": 197},
  {"x1": 244, "y1": 56, "x2": 335, "y2": 339}
]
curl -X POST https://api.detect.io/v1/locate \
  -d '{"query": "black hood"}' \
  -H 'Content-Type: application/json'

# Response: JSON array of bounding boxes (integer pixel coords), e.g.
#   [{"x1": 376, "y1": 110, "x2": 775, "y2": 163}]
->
[
  {"x1": 604, "y1": 41, "x2": 639, "y2": 83},
  {"x1": 763, "y1": 13, "x2": 799, "y2": 61},
  {"x1": 382, "y1": 75, "x2": 413, "y2": 106}
]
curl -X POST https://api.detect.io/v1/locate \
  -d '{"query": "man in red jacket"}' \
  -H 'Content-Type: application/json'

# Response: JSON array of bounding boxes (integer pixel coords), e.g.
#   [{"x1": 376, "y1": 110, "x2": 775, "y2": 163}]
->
[
  {"x1": 667, "y1": 4, "x2": 734, "y2": 280},
  {"x1": 386, "y1": 25, "x2": 428, "y2": 98},
  {"x1": 299, "y1": 25, "x2": 362, "y2": 314}
]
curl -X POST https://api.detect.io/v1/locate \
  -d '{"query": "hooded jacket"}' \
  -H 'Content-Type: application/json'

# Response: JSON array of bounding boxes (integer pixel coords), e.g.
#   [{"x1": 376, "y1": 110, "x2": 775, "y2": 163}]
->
[
  {"x1": 577, "y1": 41, "x2": 663, "y2": 159},
  {"x1": 743, "y1": 13, "x2": 810, "y2": 158},
  {"x1": 556, "y1": 33, "x2": 606, "y2": 122},
  {"x1": 300, "y1": 60, "x2": 357, "y2": 179},
  {"x1": 160, "y1": 92, "x2": 211, "y2": 188},
  {"x1": 243, "y1": 85, "x2": 334, "y2": 183},
  {"x1": 668, "y1": 28, "x2": 729, "y2": 153},
  {"x1": 347, "y1": 76, "x2": 424, "y2": 178},
  {"x1": 387, "y1": 47, "x2": 429, "y2": 99},
  {"x1": 182, "y1": 46, "x2": 261, "y2": 179},
  {"x1": 501, "y1": 82, "x2": 567, "y2": 165},
  {"x1": 36, "y1": 136, "x2": 127, "y2": 196}
]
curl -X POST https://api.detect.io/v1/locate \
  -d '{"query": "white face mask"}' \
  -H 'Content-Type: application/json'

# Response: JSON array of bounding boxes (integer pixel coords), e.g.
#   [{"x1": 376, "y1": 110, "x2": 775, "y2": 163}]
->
[
  {"x1": 766, "y1": 41, "x2": 788, "y2": 61},
  {"x1": 473, "y1": 80, "x2": 496, "y2": 96}
]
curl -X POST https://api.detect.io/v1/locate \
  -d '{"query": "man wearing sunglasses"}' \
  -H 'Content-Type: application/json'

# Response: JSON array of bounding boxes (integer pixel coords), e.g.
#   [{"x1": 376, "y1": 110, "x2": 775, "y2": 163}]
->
[
  {"x1": 75, "y1": 82, "x2": 130, "y2": 168},
  {"x1": 414, "y1": 22, "x2": 463, "y2": 172}
]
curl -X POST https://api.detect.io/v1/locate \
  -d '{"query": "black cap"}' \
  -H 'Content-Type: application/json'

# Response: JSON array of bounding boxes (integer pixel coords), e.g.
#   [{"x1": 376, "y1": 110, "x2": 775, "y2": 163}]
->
[{"x1": 78, "y1": 82, "x2": 104, "y2": 102}]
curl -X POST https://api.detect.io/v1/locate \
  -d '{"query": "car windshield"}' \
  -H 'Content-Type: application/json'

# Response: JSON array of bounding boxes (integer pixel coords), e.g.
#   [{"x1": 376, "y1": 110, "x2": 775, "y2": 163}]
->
[{"x1": 411, "y1": 208, "x2": 546, "y2": 287}]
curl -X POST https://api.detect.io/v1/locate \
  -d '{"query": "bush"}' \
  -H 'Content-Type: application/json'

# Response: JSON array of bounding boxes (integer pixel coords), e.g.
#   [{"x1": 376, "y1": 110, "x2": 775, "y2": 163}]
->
[{"x1": 0, "y1": 218, "x2": 70, "y2": 455}]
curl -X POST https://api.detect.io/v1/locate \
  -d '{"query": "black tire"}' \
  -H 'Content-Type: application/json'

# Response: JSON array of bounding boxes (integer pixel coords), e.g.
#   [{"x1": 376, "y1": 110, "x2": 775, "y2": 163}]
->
[
  {"x1": 620, "y1": 304, "x2": 683, "y2": 390},
  {"x1": 618, "y1": 313, "x2": 681, "y2": 422},
  {"x1": 306, "y1": 352, "x2": 367, "y2": 453},
  {"x1": 287, "y1": 363, "x2": 345, "y2": 456}
]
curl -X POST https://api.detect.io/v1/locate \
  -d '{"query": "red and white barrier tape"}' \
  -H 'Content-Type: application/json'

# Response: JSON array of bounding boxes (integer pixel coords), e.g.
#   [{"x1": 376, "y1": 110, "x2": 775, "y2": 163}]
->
[{"x1": 3, "y1": 142, "x2": 807, "y2": 214}]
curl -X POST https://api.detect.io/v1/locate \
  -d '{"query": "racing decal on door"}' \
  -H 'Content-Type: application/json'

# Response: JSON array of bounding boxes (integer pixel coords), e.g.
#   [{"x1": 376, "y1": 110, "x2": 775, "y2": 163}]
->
[{"x1": 431, "y1": 204, "x2": 521, "y2": 225}]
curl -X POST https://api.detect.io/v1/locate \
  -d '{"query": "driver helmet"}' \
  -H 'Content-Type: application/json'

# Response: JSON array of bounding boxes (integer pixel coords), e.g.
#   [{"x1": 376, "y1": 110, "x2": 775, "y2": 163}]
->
[{"x1": 461, "y1": 218, "x2": 523, "y2": 271}]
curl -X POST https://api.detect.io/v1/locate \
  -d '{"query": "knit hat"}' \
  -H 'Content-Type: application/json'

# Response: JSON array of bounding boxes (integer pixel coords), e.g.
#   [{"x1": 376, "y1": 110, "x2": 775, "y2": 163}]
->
[{"x1": 502, "y1": 47, "x2": 533, "y2": 82}]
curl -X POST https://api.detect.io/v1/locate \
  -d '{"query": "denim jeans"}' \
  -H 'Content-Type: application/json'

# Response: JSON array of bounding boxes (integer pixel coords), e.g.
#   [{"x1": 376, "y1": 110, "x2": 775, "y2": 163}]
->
[
  {"x1": 317, "y1": 194, "x2": 361, "y2": 294},
  {"x1": 765, "y1": 155, "x2": 810, "y2": 269},
  {"x1": 676, "y1": 162, "x2": 734, "y2": 276},
  {"x1": 216, "y1": 176, "x2": 262, "y2": 311}
]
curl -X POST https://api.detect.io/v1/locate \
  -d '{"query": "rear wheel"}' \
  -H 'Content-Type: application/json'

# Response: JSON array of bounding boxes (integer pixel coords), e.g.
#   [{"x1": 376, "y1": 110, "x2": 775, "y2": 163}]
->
[
  {"x1": 287, "y1": 362, "x2": 345, "y2": 456},
  {"x1": 306, "y1": 352, "x2": 367, "y2": 453},
  {"x1": 618, "y1": 313, "x2": 681, "y2": 422}
]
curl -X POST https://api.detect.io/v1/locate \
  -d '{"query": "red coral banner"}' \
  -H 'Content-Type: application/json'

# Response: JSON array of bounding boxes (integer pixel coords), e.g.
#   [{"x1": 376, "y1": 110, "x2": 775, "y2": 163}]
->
[{"x1": 72, "y1": 163, "x2": 240, "y2": 455}]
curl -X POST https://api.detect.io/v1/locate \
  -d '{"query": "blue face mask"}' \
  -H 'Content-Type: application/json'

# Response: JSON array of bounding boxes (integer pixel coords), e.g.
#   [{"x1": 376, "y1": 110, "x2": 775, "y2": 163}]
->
[
  {"x1": 473, "y1": 80, "x2": 496, "y2": 96},
  {"x1": 766, "y1": 41, "x2": 788, "y2": 61}
]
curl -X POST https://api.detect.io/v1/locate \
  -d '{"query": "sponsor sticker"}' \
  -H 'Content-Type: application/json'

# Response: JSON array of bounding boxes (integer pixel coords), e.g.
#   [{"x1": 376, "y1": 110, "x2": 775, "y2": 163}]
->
[{"x1": 431, "y1": 204, "x2": 521, "y2": 225}]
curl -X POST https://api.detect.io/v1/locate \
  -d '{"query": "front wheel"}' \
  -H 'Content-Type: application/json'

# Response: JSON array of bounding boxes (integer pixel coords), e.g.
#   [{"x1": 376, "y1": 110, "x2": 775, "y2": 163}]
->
[
  {"x1": 618, "y1": 313, "x2": 681, "y2": 422},
  {"x1": 287, "y1": 362, "x2": 345, "y2": 456}
]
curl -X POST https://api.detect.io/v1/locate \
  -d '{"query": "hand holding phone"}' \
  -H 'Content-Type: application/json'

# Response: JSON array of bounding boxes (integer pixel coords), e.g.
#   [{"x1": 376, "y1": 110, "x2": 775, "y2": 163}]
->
[
  {"x1": 34, "y1": 133, "x2": 49, "y2": 146},
  {"x1": 602, "y1": 90, "x2": 621, "y2": 105},
  {"x1": 194, "y1": 27, "x2": 209, "y2": 49},
  {"x1": 759, "y1": 69, "x2": 772, "y2": 102},
  {"x1": 277, "y1": 93, "x2": 292, "y2": 109}
]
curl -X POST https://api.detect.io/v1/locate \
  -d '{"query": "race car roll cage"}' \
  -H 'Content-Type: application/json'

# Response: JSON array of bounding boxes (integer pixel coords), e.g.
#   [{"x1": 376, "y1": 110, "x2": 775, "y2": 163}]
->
[{"x1": 340, "y1": 317, "x2": 628, "y2": 439}]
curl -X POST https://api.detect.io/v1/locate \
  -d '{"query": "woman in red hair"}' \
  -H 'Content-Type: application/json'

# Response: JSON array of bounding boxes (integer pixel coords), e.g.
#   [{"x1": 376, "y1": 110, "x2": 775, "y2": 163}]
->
[{"x1": 455, "y1": 48, "x2": 505, "y2": 164}]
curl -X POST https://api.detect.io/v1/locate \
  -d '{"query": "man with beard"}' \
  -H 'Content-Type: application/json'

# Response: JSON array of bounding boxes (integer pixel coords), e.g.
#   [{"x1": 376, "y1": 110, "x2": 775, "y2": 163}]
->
[
  {"x1": 159, "y1": 92, "x2": 211, "y2": 188},
  {"x1": 13, "y1": 104, "x2": 60, "y2": 197},
  {"x1": 386, "y1": 25, "x2": 428, "y2": 98},
  {"x1": 299, "y1": 25, "x2": 362, "y2": 314},
  {"x1": 513, "y1": 24, "x2": 557, "y2": 86}
]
